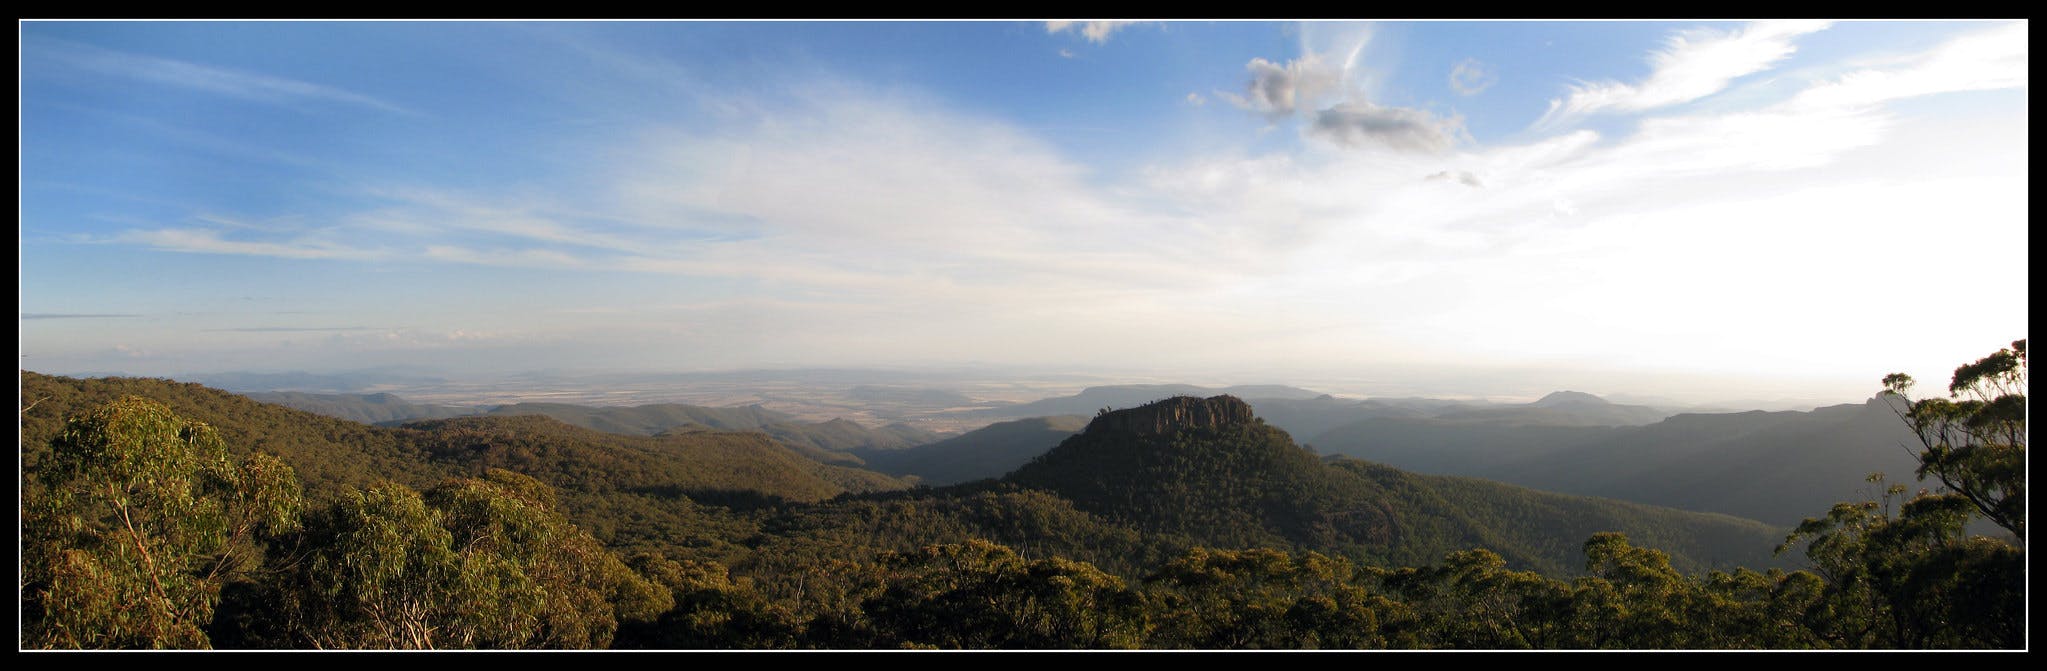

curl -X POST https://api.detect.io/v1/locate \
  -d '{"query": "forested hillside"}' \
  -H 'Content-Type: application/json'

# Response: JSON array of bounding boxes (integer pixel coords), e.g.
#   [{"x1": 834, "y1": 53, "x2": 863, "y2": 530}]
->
[
  {"x1": 19, "y1": 372, "x2": 910, "y2": 555},
  {"x1": 255, "y1": 391, "x2": 945, "y2": 460},
  {"x1": 1007, "y1": 396, "x2": 1783, "y2": 575},
  {"x1": 853, "y1": 415, "x2": 1087, "y2": 485},
  {"x1": 1308, "y1": 398, "x2": 1924, "y2": 525},
  {"x1": 246, "y1": 390, "x2": 479, "y2": 425},
  {"x1": 18, "y1": 341, "x2": 2026, "y2": 649}
]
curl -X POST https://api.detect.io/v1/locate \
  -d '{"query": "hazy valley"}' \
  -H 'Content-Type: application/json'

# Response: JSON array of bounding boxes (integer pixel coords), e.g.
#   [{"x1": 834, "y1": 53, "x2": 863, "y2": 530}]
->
[{"x1": 232, "y1": 372, "x2": 1922, "y2": 526}]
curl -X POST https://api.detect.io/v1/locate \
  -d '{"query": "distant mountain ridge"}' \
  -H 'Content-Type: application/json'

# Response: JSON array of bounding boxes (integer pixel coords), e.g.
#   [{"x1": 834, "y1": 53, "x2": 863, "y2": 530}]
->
[
  {"x1": 976, "y1": 384, "x2": 1327, "y2": 419},
  {"x1": 245, "y1": 390, "x2": 480, "y2": 424},
  {"x1": 1532, "y1": 390, "x2": 1608, "y2": 407},
  {"x1": 1307, "y1": 396, "x2": 1922, "y2": 525},
  {"x1": 236, "y1": 391, "x2": 940, "y2": 456},
  {"x1": 858, "y1": 390, "x2": 1681, "y2": 485},
  {"x1": 18, "y1": 372, "x2": 912, "y2": 513},
  {"x1": 1393, "y1": 391, "x2": 1669, "y2": 427},
  {"x1": 229, "y1": 381, "x2": 1896, "y2": 528},
  {"x1": 1004, "y1": 395, "x2": 1786, "y2": 574},
  {"x1": 186, "y1": 370, "x2": 447, "y2": 393},
  {"x1": 488, "y1": 401, "x2": 801, "y2": 434},
  {"x1": 19, "y1": 371, "x2": 915, "y2": 555},
  {"x1": 23, "y1": 373, "x2": 1795, "y2": 582},
  {"x1": 853, "y1": 415, "x2": 1088, "y2": 486}
]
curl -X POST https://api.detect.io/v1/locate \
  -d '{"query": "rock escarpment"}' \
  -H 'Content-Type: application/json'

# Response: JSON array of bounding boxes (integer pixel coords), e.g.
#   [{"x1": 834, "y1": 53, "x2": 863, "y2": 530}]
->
[{"x1": 1082, "y1": 395, "x2": 1257, "y2": 437}]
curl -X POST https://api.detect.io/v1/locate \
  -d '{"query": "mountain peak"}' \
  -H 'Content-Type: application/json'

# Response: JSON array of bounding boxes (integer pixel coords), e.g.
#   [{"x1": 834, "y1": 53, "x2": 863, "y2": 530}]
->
[
  {"x1": 1532, "y1": 390, "x2": 1609, "y2": 407},
  {"x1": 1082, "y1": 395, "x2": 1256, "y2": 437}
]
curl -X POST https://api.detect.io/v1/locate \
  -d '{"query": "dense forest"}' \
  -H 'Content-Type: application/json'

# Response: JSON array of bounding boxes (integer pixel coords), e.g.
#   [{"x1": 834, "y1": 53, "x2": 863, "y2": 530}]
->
[{"x1": 16, "y1": 341, "x2": 2026, "y2": 649}]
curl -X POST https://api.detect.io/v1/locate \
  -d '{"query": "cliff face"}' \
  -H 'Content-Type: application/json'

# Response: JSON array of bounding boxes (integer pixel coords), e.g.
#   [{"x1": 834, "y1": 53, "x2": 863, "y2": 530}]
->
[{"x1": 1082, "y1": 395, "x2": 1257, "y2": 437}]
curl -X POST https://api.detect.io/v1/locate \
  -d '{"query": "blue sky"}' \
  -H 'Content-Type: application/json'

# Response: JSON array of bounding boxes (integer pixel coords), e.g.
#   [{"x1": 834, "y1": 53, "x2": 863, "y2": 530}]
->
[{"x1": 18, "y1": 20, "x2": 2030, "y2": 404}]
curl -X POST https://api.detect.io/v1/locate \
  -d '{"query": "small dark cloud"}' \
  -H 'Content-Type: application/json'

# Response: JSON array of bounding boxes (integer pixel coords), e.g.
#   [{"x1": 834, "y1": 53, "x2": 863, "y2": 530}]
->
[
  {"x1": 1426, "y1": 170, "x2": 1485, "y2": 188},
  {"x1": 20, "y1": 313, "x2": 139, "y2": 320},
  {"x1": 1310, "y1": 103, "x2": 1459, "y2": 153},
  {"x1": 1229, "y1": 56, "x2": 1337, "y2": 117}
]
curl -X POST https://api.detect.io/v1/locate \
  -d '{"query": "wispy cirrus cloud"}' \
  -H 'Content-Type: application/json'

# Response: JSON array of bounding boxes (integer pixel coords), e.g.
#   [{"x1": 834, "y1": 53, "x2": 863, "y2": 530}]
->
[
  {"x1": 1151, "y1": 23, "x2": 2022, "y2": 379},
  {"x1": 352, "y1": 186, "x2": 665, "y2": 254},
  {"x1": 1045, "y1": 20, "x2": 1146, "y2": 44},
  {"x1": 111, "y1": 227, "x2": 386, "y2": 261},
  {"x1": 204, "y1": 326, "x2": 381, "y2": 332},
  {"x1": 66, "y1": 24, "x2": 2023, "y2": 385},
  {"x1": 1787, "y1": 20, "x2": 2027, "y2": 111},
  {"x1": 32, "y1": 101, "x2": 331, "y2": 169},
  {"x1": 24, "y1": 35, "x2": 413, "y2": 115},
  {"x1": 97, "y1": 81, "x2": 1239, "y2": 306},
  {"x1": 97, "y1": 21, "x2": 2015, "y2": 295},
  {"x1": 422, "y1": 244, "x2": 593, "y2": 269},
  {"x1": 1537, "y1": 20, "x2": 1832, "y2": 127},
  {"x1": 1448, "y1": 58, "x2": 1497, "y2": 95},
  {"x1": 20, "y1": 313, "x2": 140, "y2": 320}
]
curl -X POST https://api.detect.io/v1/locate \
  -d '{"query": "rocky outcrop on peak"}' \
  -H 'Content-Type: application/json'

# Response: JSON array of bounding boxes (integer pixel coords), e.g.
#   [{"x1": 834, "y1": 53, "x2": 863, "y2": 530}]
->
[{"x1": 1082, "y1": 395, "x2": 1257, "y2": 437}]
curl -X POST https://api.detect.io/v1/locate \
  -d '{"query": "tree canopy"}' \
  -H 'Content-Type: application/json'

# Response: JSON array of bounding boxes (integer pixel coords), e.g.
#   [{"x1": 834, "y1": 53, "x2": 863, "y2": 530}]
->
[
  {"x1": 1880, "y1": 339, "x2": 2026, "y2": 539},
  {"x1": 21, "y1": 397, "x2": 303, "y2": 649}
]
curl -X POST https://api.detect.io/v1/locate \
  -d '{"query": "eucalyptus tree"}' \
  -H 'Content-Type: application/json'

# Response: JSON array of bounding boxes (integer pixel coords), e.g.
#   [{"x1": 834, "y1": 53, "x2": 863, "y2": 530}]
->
[
  {"x1": 270, "y1": 469, "x2": 670, "y2": 649},
  {"x1": 21, "y1": 397, "x2": 303, "y2": 649}
]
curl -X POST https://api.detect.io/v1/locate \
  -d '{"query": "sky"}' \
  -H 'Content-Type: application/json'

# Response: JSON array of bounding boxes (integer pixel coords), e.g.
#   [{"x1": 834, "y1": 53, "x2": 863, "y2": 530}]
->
[{"x1": 17, "y1": 20, "x2": 2030, "y2": 405}]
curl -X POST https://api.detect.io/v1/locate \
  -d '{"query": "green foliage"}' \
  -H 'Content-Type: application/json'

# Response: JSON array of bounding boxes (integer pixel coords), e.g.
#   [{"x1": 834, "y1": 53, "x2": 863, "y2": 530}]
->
[
  {"x1": 1772, "y1": 340, "x2": 2028, "y2": 650},
  {"x1": 614, "y1": 552, "x2": 805, "y2": 649},
  {"x1": 1379, "y1": 548, "x2": 1569, "y2": 649},
  {"x1": 266, "y1": 470, "x2": 669, "y2": 649},
  {"x1": 273, "y1": 482, "x2": 461, "y2": 648},
  {"x1": 1332, "y1": 459, "x2": 1786, "y2": 574},
  {"x1": 1009, "y1": 415, "x2": 1781, "y2": 576},
  {"x1": 1145, "y1": 547, "x2": 1403, "y2": 649},
  {"x1": 1568, "y1": 533, "x2": 1698, "y2": 648},
  {"x1": 21, "y1": 396, "x2": 304, "y2": 649},
  {"x1": 1379, "y1": 534, "x2": 1824, "y2": 649},
  {"x1": 481, "y1": 401, "x2": 937, "y2": 454},
  {"x1": 1881, "y1": 339, "x2": 2026, "y2": 539},
  {"x1": 855, "y1": 540, "x2": 1147, "y2": 649},
  {"x1": 20, "y1": 372, "x2": 443, "y2": 503},
  {"x1": 1779, "y1": 477, "x2": 2022, "y2": 648},
  {"x1": 20, "y1": 370, "x2": 2020, "y2": 650},
  {"x1": 18, "y1": 372, "x2": 907, "y2": 556}
]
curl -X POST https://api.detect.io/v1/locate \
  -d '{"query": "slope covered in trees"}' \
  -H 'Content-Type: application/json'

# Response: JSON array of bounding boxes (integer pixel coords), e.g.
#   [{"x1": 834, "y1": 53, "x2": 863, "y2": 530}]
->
[
  {"x1": 22, "y1": 372, "x2": 445, "y2": 503},
  {"x1": 19, "y1": 341, "x2": 2024, "y2": 650},
  {"x1": 19, "y1": 372, "x2": 911, "y2": 555},
  {"x1": 853, "y1": 415, "x2": 1087, "y2": 485},
  {"x1": 247, "y1": 391, "x2": 942, "y2": 458},
  {"x1": 1006, "y1": 395, "x2": 1786, "y2": 575},
  {"x1": 246, "y1": 390, "x2": 480, "y2": 425},
  {"x1": 1308, "y1": 397, "x2": 1923, "y2": 525}
]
